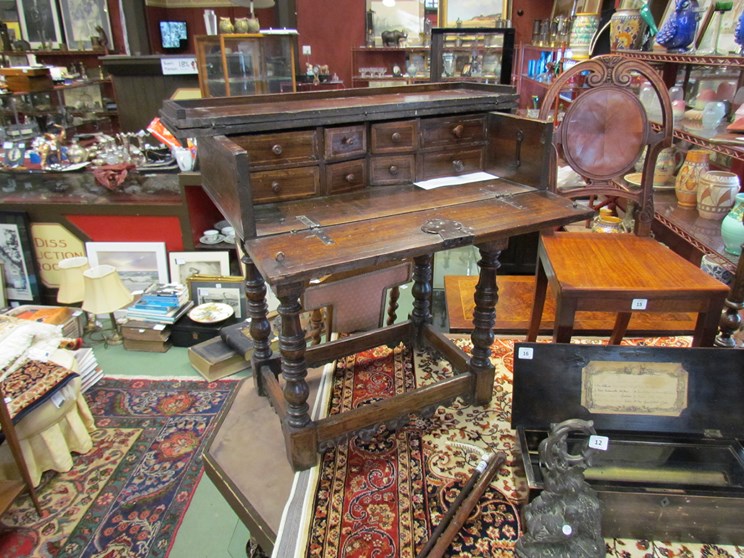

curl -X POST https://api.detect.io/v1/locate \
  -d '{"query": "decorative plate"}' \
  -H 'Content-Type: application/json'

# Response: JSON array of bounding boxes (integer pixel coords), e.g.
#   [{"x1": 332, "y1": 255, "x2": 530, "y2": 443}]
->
[
  {"x1": 623, "y1": 172, "x2": 675, "y2": 191},
  {"x1": 188, "y1": 302, "x2": 234, "y2": 324}
]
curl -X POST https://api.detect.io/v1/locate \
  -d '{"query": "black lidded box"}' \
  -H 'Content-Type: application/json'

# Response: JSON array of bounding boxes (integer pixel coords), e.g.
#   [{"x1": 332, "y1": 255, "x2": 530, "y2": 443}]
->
[
  {"x1": 171, "y1": 314, "x2": 240, "y2": 347},
  {"x1": 511, "y1": 342, "x2": 744, "y2": 545}
]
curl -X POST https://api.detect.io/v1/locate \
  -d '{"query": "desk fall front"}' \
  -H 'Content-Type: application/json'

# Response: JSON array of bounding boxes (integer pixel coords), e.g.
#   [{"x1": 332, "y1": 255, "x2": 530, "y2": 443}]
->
[{"x1": 160, "y1": 83, "x2": 592, "y2": 470}]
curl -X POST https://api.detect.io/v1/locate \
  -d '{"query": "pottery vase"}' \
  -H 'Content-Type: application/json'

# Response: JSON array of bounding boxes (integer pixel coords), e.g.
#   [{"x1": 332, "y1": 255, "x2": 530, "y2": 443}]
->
[
  {"x1": 674, "y1": 150, "x2": 709, "y2": 208},
  {"x1": 696, "y1": 170, "x2": 740, "y2": 220},
  {"x1": 721, "y1": 193, "x2": 744, "y2": 255},
  {"x1": 218, "y1": 17, "x2": 234, "y2": 34},
  {"x1": 235, "y1": 17, "x2": 260, "y2": 33},
  {"x1": 610, "y1": 8, "x2": 647, "y2": 51},
  {"x1": 591, "y1": 209, "x2": 627, "y2": 233},
  {"x1": 569, "y1": 12, "x2": 600, "y2": 59}
]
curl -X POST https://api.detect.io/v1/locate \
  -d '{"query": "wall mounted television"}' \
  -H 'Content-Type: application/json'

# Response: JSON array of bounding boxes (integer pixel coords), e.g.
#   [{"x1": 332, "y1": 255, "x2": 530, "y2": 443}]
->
[{"x1": 160, "y1": 21, "x2": 188, "y2": 50}]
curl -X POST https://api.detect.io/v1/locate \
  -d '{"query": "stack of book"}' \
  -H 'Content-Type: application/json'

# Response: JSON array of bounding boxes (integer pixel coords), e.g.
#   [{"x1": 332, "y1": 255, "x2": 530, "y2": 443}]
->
[
  {"x1": 125, "y1": 283, "x2": 193, "y2": 325},
  {"x1": 73, "y1": 347, "x2": 104, "y2": 392},
  {"x1": 121, "y1": 320, "x2": 172, "y2": 352}
]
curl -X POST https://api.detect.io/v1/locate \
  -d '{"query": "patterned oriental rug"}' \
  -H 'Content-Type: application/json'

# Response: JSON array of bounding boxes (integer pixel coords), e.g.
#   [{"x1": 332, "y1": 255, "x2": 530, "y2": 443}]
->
[
  {"x1": 285, "y1": 335, "x2": 744, "y2": 558},
  {"x1": 0, "y1": 377, "x2": 238, "y2": 558}
]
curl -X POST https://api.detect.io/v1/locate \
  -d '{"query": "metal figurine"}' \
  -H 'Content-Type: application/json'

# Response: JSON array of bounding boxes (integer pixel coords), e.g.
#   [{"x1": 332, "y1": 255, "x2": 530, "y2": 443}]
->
[{"x1": 515, "y1": 418, "x2": 605, "y2": 558}]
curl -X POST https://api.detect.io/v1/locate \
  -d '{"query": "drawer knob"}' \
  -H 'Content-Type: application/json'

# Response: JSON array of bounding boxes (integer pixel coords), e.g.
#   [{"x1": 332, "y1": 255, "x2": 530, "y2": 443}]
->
[
  {"x1": 452, "y1": 159, "x2": 465, "y2": 173},
  {"x1": 342, "y1": 136, "x2": 355, "y2": 146},
  {"x1": 389, "y1": 165, "x2": 399, "y2": 175},
  {"x1": 272, "y1": 144, "x2": 283, "y2": 156},
  {"x1": 391, "y1": 132, "x2": 401, "y2": 143},
  {"x1": 271, "y1": 181, "x2": 281, "y2": 193},
  {"x1": 345, "y1": 173, "x2": 356, "y2": 183},
  {"x1": 451, "y1": 124, "x2": 464, "y2": 139}
]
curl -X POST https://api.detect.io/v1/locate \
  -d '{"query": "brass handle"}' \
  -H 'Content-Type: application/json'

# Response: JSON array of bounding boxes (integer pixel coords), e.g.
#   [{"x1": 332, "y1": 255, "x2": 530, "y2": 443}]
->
[
  {"x1": 389, "y1": 165, "x2": 398, "y2": 175},
  {"x1": 271, "y1": 181, "x2": 281, "y2": 193},
  {"x1": 342, "y1": 136, "x2": 355, "y2": 145},
  {"x1": 272, "y1": 144, "x2": 283, "y2": 156},
  {"x1": 452, "y1": 159, "x2": 465, "y2": 173},
  {"x1": 345, "y1": 173, "x2": 356, "y2": 183},
  {"x1": 391, "y1": 132, "x2": 401, "y2": 143},
  {"x1": 451, "y1": 124, "x2": 464, "y2": 139}
]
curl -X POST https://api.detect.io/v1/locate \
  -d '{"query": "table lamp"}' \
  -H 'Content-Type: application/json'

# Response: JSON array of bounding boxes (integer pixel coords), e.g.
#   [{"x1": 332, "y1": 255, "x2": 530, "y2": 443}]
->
[{"x1": 81, "y1": 265, "x2": 133, "y2": 345}]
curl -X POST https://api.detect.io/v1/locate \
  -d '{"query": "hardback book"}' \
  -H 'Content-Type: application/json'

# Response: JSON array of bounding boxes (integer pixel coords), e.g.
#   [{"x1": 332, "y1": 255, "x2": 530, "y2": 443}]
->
[
  {"x1": 187, "y1": 336, "x2": 250, "y2": 381},
  {"x1": 220, "y1": 315, "x2": 280, "y2": 359},
  {"x1": 126, "y1": 300, "x2": 194, "y2": 324},
  {"x1": 123, "y1": 338, "x2": 172, "y2": 353}
]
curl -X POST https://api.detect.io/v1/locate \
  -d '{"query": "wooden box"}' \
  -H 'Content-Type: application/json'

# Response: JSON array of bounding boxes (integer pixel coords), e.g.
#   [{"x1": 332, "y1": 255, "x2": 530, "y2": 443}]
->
[
  {"x1": 511, "y1": 342, "x2": 744, "y2": 545},
  {"x1": 171, "y1": 314, "x2": 240, "y2": 347},
  {"x1": 121, "y1": 319, "x2": 172, "y2": 352},
  {"x1": 0, "y1": 67, "x2": 53, "y2": 92}
]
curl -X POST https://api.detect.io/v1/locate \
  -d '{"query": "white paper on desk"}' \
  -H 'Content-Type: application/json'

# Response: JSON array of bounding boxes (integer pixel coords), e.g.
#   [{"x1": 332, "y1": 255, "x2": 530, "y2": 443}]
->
[{"x1": 414, "y1": 171, "x2": 499, "y2": 190}]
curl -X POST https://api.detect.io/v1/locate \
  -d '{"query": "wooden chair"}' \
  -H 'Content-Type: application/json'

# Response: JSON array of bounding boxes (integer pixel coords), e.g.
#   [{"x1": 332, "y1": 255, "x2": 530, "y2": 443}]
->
[{"x1": 526, "y1": 55, "x2": 729, "y2": 347}]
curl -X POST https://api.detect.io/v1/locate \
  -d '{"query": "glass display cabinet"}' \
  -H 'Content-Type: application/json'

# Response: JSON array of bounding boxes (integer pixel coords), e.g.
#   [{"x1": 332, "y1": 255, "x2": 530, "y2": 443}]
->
[
  {"x1": 195, "y1": 32, "x2": 297, "y2": 98},
  {"x1": 429, "y1": 27, "x2": 515, "y2": 85}
]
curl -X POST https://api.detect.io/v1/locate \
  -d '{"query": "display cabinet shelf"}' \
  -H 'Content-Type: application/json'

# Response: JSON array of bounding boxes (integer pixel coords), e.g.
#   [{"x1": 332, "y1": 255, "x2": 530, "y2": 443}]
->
[
  {"x1": 430, "y1": 27, "x2": 514, "y2": 85},
  {"x1": 350, "y1": 46, "x2": 431, "y2": 87}
]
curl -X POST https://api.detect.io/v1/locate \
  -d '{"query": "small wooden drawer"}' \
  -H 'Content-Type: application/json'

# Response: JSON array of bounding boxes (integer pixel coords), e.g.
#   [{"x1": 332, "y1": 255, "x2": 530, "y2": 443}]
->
[
  {"x1": 418, "y1": 148, "x2": 484, "y2": 179},
  {"x1": 419, "y1": 115, "x2": 486, "y2": 148},
  {"x1": 251, "y1": 167, "x2": 320, "y2": 203},
  {"x1": 325, "y1": 159, "x2": 367, "y2": 194},
  {"x1": 232, "y1": 130, "x2": 319, "y2": 167},
  {"x1": 370, "y1": 154, "x2": 415, "y2": 185},
  {"x1": 324, "y1": 125, "x2": 367, "y2": 161},
  {"x1": 370, "y1": 120, "x2": 417, "y2": 153}
]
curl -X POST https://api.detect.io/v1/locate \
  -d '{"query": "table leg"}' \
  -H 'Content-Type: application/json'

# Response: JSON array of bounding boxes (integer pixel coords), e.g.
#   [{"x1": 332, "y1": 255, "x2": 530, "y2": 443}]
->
[
  {"x1": 715, "y1": 248, "x2": 744, "y2": 348},
  {"x1": 412, "y1": 254, "x2": 433, "y2": 344},
  {"x1": 243, "y1": 250, "x2": 274, "y2": 395},
  {"x1": 470, "y1": 243, "x2": 502, "y2": 405},
  {"x1": 277, "y1": 282, "x2": 317, "y2": 470}
]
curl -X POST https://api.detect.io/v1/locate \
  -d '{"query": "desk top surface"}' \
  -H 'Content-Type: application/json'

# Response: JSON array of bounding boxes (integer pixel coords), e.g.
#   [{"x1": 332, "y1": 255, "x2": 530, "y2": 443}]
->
[{"x1": 244, "y1": 178, "x2": 592, "y2": 286}]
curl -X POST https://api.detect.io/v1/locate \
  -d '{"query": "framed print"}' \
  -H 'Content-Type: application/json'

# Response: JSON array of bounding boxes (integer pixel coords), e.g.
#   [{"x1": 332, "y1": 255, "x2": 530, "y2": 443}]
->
[
  {"x1": 554, "y1": 0, "x2": 601, "y2": 16},
  {"x1": 58, "y1": 0, "x2": 113, "y2": 50},
  {"x1": 0, "y1": 212, "x2": 41, "y2": 303},
  {"x1": 186, "y1": 275, "x2": 247, "y2": 320},
  {"x1": 370, "y1": 0, "x2": 424, "y2": 42},
  {"x1": 15, "y1": 0, "x2": 63, "y2": 48},
  {"x1": 696, "y1": 0, "x2": 744, "y2": 54},
  {"x1": 0, "y1": 262, "x2": 6, "y2": 309},
  {"x1": 86, "y1": 242, "x2": 168, "y2": 293},
  {"x1": 168, "y1": 251, "x2": 230, "y2": 284},
  {"x1": 440, "y1": 0, "x2": 510, "y2": 28}
]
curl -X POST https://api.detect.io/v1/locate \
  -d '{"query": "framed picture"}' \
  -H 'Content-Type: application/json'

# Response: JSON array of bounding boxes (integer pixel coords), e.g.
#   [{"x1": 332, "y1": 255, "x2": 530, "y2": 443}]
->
[
  {"x1": 370, "y1": 0, "x2": 424, "y2": 42},
  {"x1": 58, "y1": 0, "x2": 112, "y2": 50},
  {"x1": 15, "y1": 0, "x2": 63, "y2": 48},
  {"x1": 0, "y1": 212, "x2": 41, "y2": 303},
  {"x1": 86, "y1": 242, "x2": 168, "y2": 294},
  {"x1": 0, "y1": 262, "x2": 6, "y2": 309},
  {"x1": 440, "y1": 0, "x2": 510, "y2": 27},
  {"x1": 168, "y1": 251, "x2": 230, "y2": 285},
  {"x1": 696, "y1": 0, "x2": 744, "y2": 54},
  {"x1": 553, "y1": 0, "x2": 601, "y2": 16},
  {"x1": 657, "y1": 0, "x2": 714, "y2": 50},
  {"x1": 186, "y1": 275, "x2": 247, "y2": 320}
]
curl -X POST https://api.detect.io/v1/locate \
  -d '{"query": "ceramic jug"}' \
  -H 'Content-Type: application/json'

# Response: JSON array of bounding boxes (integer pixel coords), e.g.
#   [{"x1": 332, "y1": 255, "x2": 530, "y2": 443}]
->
[
  {"x1": 674, "y1": 149, "x2": 709, "y2": 208},
  {"x1": 721, "y1": 193, "x2": 744, "y2": 255},
  {"x1": 696, "y1": 170, "x2": 740, "y2": 220},
  {"x1": 653, "y1": 147, "x2": 682, "y2": 186},
  {"x1": 568, "y1": 12, "x2": 600, "y2": 59},
  {"x1": 610, "y1": 8, "x2": 647, "y2": 50}
]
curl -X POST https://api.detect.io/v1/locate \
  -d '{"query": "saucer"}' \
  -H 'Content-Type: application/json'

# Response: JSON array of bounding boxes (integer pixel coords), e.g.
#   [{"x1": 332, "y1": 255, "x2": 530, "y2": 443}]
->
[
  {"x1": 200, "y1": 234, "x2": 225, "y2": 245},
  {"x1": 223, "y1": 235, "x2": 235, "y2": 244}
]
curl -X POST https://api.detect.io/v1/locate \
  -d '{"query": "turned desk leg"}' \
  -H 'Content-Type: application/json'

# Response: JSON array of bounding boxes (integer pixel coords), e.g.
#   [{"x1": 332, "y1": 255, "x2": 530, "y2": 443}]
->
[
  {"x1": 277, "y1": 282, "x2": 317, "y2": 470},
  {"x1": 716, "y1": 245, "x2": 744, "y2": 348},
  {"x1": 243, "y1": 250, "x2": 274, "y2": 395},
  {"x1": 411, "y1": 254, "x2": 433, "y2": 345},
  {"x1": 470, "y1": 242, "x2": 503, "y2": 405}
]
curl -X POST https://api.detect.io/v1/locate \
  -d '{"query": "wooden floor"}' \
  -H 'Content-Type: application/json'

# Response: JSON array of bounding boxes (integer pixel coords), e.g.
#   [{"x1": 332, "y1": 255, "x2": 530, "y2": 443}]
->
[{"x1": 445, "y1": 275, "x2": 699, "y2": 335}]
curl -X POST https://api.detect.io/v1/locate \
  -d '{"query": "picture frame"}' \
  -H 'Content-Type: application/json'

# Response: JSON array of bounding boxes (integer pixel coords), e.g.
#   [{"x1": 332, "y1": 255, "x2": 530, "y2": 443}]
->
[
  {"x1": 370, "y1": 0, "x2": 424, "y2": 43},
  {"x1": 551, "y1": 0, "x2": 601, "y2": 17},
  {"x1": 0, "y1": 211, "x2": 41, "y2": 303},
  {"x1": 57, "y1": 0, "x2": 112, "y2": 50},
  {"x1": 15, "y1": 0, "x2": 63, "y2": 48},
  {"x1": 168, "y1": 251, "x2": 230, "y2": 285},
  {"x1": 0, "y1": 262, "x2": 6, "y2": 309},
  {"x1": 186, "y1": 275, "x2": 248, "y2": 320},
  {"x1": 696, "y1": 0, "x2": 744, "y2": 54},
  {"x1": 86, "y1": 242, "x2": 168, "y2": 294},
  {"x1": 440, "y1": 0, "x2": 510, "y2": 27}
]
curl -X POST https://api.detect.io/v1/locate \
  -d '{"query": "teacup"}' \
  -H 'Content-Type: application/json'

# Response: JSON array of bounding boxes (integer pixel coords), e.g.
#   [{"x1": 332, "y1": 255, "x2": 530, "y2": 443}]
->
[
  {"x1": 221, "y1": 226, "x2": 235, "y2": 237},
  {"x1": 203, "y1": 229, "x2": 219, "y2": 239}
]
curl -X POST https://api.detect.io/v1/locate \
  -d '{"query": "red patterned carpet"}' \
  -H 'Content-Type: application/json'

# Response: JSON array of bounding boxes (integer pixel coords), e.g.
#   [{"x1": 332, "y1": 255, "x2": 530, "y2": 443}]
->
[
  {"x1": 0, "y1": 377, "x2": 237, "y2": 558},
  {"x1": 295, "y1": 336, "x2": 744, "y2": 558}
]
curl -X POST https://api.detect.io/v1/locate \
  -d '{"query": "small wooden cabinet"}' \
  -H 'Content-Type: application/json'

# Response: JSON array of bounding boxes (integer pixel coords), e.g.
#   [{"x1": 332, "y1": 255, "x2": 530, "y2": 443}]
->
[{"x1": 195, "y1": 32, "x2": 297, "y2": 98}]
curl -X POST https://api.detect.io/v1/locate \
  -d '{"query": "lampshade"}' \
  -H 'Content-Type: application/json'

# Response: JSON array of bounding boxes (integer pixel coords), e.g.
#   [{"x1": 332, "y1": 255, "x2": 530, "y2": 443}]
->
[
  {"x1": 57, "y1": 256, "x2": 90, "y2": 304},
  {"x1": 82, "y1": 265, "x2": 133, "y2": 315}
]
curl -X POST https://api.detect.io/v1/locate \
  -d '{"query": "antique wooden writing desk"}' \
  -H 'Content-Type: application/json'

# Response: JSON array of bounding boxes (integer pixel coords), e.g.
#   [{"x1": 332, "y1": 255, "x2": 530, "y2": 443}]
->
[{"x1": 161, "y1": 83, "x2": 593, "y2": 470}]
